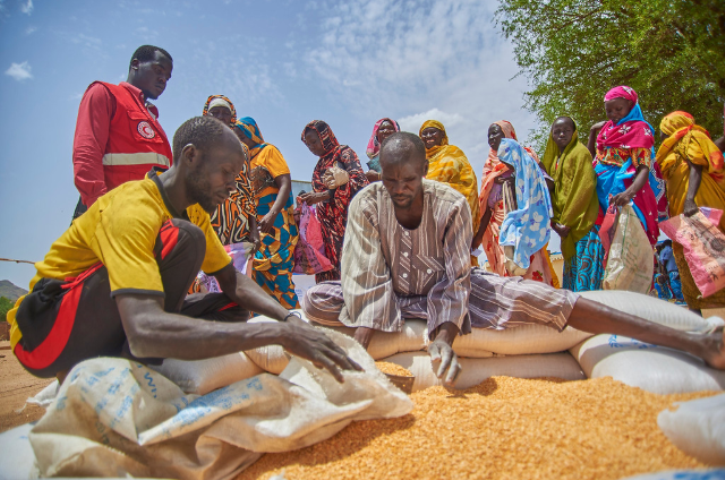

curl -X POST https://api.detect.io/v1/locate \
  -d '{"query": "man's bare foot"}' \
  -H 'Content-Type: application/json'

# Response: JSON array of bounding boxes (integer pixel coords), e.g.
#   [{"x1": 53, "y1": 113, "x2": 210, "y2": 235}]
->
[
  {"x1": 353, "y1": 327, "x2": 375, "y2": 350},
  {"x1": 702, "y1": 328, "x2": 725, "y2": 370}
]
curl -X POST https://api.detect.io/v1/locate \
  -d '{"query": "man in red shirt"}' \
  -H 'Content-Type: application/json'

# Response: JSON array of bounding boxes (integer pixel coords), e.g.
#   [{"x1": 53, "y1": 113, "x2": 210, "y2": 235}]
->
[{"x1": 72, "y1": 45, "x2": 174, "y2": 218}]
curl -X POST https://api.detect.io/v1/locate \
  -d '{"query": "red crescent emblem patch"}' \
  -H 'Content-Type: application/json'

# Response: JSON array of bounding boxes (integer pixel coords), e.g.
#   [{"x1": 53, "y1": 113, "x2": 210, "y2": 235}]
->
[{"x1": 138, "y1": 121, "x2": 156, "y2": 139}]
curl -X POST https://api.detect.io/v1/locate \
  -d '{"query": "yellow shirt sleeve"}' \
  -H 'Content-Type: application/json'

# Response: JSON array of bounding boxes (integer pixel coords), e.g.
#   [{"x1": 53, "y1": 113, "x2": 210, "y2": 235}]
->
[
  {"x1": 187, "y1": 205, "x2": 233, "y2": 274},
  {"x1": 256, "y1": 145, "x2": 291, "y2": 178}
]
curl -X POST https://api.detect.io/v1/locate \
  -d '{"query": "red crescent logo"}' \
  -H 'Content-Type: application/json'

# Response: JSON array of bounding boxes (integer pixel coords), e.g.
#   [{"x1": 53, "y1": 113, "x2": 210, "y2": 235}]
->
[{"x1": 138, "y1": 121, "x2": 155, "y2": 139}]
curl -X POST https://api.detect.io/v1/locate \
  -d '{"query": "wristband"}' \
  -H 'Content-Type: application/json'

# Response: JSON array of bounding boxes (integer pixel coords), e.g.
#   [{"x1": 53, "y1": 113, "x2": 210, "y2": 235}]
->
[{"x1": 283, "y1": 311, "x2": 302, "y2": 322}]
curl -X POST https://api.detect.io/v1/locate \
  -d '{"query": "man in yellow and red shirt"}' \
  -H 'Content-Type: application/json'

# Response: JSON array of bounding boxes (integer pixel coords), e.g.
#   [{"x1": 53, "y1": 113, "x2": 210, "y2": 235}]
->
[
  {"x1": 10, "y1": 116, "x2": 358, "y2": 382},
  {"x1": 72, "y1": 45, "x2": 174, "y2": 218}
]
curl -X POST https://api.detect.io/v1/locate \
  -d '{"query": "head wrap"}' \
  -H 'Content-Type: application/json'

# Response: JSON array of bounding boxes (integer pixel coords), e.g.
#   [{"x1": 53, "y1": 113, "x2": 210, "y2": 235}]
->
[
  {"x1": 301, "y1": 120, "x2": 340, "y2": 157},
  {"x1": 366, "y1": 118, "x2": 401, "y2": 160},
  {"x1": 234, "y1": 117, "x2": 268, "y2": 160},
  {"x1": 202, "y1": 95, "x2": 237, "y2": 125},
  {"x1": 419, "y1": 120, "x2": 450, "y2": 159},
  {"x1": 541, "y1": 120, "x2": 599, "y2": 260},
  {"x1": 497, "y1": 138, "x2": 553, "y2": 270},
  {"x1": 596, "y1": 86, "x2": 653, "y2": 151},
  {"x1": 656, "y1": 111, "x2": 724, "y2": 178}
]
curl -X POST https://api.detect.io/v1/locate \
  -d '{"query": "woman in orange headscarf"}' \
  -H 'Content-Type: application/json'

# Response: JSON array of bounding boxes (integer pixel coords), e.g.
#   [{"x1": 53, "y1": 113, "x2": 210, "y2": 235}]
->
[
  {"x1": 474, "y1": 120, "x2": 559, "y2": 286},
  {"x1": 656, "y1": 111, "x2": 725, "y2": 310}
]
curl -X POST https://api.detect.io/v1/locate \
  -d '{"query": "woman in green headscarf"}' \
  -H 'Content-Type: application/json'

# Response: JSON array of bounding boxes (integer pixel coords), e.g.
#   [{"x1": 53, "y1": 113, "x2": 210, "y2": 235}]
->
[{"x1": 541, "y1": 117, "x2": 603, "y2": 291}]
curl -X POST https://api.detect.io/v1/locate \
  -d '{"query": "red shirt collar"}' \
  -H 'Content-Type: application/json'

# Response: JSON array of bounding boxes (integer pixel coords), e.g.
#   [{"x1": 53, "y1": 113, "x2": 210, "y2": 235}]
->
[{"x1": 119, "y1": 81, "x2": 160, "y2": 119}]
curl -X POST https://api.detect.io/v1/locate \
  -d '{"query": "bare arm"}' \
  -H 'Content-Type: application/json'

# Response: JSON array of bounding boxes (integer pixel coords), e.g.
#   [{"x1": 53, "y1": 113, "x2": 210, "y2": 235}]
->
[
  {"x1": 587, "y1": 121, "x2": 607, "y2": 158},
  {"x1": 683, "y1": 161, "x2": 703, "y2": 216},
  {"x1": 715, "y1": 136, "x2": 725, "y2": 153},
  {"x1": 258, "y1": 174, "x2": 292, "y2": 234},
  {"x1": 612, "y1": 165, "x2": 649, "y2": 206},
  {"x1": 471, "y1": 207, "x2": 492, "y2": 250},
  {"x1": 115, "y1": 293, "x2": 360, "y2": 381},
  {"x1": 214, "y1": 263, "x2": 289, "y2": 321}
]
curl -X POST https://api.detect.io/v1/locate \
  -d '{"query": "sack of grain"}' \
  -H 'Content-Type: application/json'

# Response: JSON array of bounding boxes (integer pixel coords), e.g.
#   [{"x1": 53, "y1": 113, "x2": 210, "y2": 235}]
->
[
  {"x1": 149, "y1": 352, "x2": 263, "y2": 395},
  {"x1": 452, "y1": 325, "x2": 590, "y2": 357},
  {"x1": 245, "y1": 312, "x2": 427, "y2": 374},
  {"x1": 657, "y1": 393, "x2": 725, "y2": 466},
  {"x1": 579, "y1": 290, "x2": 719, "y2": 332},
  {"x1": 384, "y1": 352, "x2": 585, "y2": 392},
  {"x1": 570, "y1": 334, "x2": 725, "y2": 394}
]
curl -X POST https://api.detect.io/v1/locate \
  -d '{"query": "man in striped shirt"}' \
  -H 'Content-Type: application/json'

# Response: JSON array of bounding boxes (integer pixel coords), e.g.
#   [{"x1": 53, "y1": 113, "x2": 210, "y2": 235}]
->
[{"x1": 303, "y1": 132, "x2": 725, "y2": 385}]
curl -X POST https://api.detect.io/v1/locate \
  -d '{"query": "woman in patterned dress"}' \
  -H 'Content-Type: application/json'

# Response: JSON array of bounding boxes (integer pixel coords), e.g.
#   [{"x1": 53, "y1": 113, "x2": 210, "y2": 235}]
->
[
  {"x1": 299, "y1": 120, "x2": 369, "y2": 283},
  {"x1": 201, "y1": 95, "x2": 258, "y2": 249},
  {"x1": 475, "y1": 120, "x2": 558, "y2": 286},
  {"x1": 235, "y1": 117, "x2": 300, "y2": 309}
]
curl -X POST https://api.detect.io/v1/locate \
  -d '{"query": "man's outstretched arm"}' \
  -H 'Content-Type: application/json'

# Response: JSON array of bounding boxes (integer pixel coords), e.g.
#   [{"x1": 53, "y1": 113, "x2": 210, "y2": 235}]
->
[
  {"x1": 115, "y1": 293, "x2": 360, "y2": 382},
  {"x1": 213, "y1": 262, "x2": 290, "y2": 321}
]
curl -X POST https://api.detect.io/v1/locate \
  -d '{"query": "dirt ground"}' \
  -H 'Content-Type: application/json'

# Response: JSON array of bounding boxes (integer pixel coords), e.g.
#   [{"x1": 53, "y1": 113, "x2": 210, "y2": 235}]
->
[{"x1": 0, "y1": 341, "x2": 53, "y2": 433}]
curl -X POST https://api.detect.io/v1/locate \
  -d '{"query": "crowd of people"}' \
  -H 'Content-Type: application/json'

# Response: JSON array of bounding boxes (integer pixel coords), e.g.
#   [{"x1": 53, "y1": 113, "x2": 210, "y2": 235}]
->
[{"x1": 6, "y1": 45, "x2": 725, "y2": 390}]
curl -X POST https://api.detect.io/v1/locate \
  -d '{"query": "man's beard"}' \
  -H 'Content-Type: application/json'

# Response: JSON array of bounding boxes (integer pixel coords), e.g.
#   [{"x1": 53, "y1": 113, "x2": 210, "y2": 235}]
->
[{"x1": 186, "y1": 169, "x2": 219, "y2": 214}]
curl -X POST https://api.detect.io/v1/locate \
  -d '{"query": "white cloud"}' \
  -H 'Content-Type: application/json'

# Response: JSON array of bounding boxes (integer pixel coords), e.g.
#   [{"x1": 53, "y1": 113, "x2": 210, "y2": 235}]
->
[
  {"x1": 5, "y1": 61, "x2": 33, "y2": 81},
  {"x1": 25, "y1": 25, "x2": 36, "y2": 34},
  {"x1": 20, "y1": 0, "x2": 32, "y2": 15},
  {"x1": 302, "y1": 0, "x2": 539, "y2": 176},
  {"x1": 398, "y1": 108, "x2": 465, "y2": 134},
  {"x1": 71, "y1": 33, "x2": 102, "y2": 50}
]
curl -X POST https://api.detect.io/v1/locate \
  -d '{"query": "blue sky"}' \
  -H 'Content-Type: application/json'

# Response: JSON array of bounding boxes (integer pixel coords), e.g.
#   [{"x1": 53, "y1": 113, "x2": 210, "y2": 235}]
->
[{"x1": 0, "y1": 0, "x2": 544, "y2": 288}]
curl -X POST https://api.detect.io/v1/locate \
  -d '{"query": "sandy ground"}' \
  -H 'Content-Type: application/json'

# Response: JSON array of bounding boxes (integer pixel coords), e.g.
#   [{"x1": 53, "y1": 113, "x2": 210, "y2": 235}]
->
[{"x1": 0, "y1": 341, "x2": 53, "y2": 433}]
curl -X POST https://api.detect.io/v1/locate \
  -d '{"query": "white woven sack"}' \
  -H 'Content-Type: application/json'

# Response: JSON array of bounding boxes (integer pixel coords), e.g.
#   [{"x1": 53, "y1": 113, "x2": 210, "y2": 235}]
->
[
  {"x1": 149, "y1": 353, "x2": 264, "y2": 395},
  {"x1": 580, "y1": 290, "x2": 719, "y2": 332},
  {"x1": 657, "y1": 393, "x2": 725, "y2": 466},
  {"x1": 384, "y1": 351, "x2": 585, "y2": 392},
  {"x1": 570, "y1": 333, "x2": 725, "y2": 394},
  {"x1": 245, "y1": 311, "x2": 426, "y2": 374},
  {"x1": 452, "y1": 324, "x2": 590, "y2": 356}
]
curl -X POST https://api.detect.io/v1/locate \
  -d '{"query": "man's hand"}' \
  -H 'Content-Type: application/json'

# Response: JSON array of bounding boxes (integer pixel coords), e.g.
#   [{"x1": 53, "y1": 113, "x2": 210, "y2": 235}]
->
[
  {"x1": 428, "y1": 323, "x2": 461, "y2": 387},
  {"x1": 366, "y1": 170, "x2": 380, "y2": 182},
  {"x1": 281, "y1": 323, "x2": 363, "y2": 383},
  {"x1": 353, "y1": 326, "x2": 376, "y2": 350}
]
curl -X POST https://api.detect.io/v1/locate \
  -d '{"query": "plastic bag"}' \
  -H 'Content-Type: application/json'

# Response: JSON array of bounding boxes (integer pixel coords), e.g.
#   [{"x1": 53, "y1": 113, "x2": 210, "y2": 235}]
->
[
  {"x1": 658, "y1": 393, "x2": 725, "y2": 466},
  {"x1": 659, "y1": 208, "x2": 725, "y2": 298},
  {"x1": 599, "y1": 204, "x2": 653, "y2": 293},
  {"x1": 293, "y1": 202, "x2": 334, "y2": 275}
]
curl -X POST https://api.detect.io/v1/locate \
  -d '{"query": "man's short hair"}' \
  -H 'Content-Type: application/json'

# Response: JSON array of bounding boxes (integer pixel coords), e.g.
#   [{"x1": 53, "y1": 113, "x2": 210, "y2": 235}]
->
[
  {"x1": 380, "y1": 132, "x2": 427, "y2": 167},
  {"x1": 129, "y1": 45, "x2": 173, "y2": 70},
  {"x1": 172, "y1": 116, "x2": 230, "y2": 162}
]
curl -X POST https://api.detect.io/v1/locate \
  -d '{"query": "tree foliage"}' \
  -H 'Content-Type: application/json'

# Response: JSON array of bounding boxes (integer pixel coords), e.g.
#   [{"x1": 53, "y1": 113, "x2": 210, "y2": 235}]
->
[
  {"x1": 496, "y1": 0, "x2": 725, "y2": 150},
  {"x1": 0, "y1": 296, "x2": 13, "y2": 322}
]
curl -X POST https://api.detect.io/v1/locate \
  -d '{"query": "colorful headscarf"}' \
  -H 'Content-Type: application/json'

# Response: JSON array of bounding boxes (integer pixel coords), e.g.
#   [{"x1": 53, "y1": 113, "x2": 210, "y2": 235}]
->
[
  {"x1": 656, "y1": 111, "x2": 725, "y2": 181},
  {"x1": 302, "y1": 120, "x2": 340, "y2": 157},
  {"x1": 419, "y1": 120, "x2": 451, "y2": 159},
  {"x1": 235, "y1": 117, "x2": 268, "y2": 160},
  {"x1": 418, "y1": 120, "x2": 481, "y2": 235},
  {"x1": 366, "y1": 118, "x2": 401, "y2": 160},
  {"x1": 202, "y1": 94, "x2": 237, "y2": 126},
  {"x1": 497, "y1": 138, "x2": 553, "y2": 270},
  {"x1": 596, "y1": 86, "x2": 654, "y2": 151},
  {"x1": 541, "y1": 121, "x2": 599, "y2": 260}
]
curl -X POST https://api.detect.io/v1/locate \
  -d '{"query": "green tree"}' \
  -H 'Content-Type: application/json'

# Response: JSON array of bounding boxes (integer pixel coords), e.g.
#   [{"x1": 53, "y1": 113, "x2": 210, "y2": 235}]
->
[
  {"x1": 0, "y1": 296, "x2": 13, "y2": 322},
  {"x1": 496, "y1": 0, "x2": 725, "y2": 150}
]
